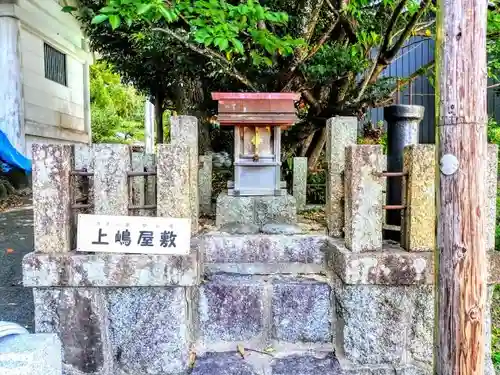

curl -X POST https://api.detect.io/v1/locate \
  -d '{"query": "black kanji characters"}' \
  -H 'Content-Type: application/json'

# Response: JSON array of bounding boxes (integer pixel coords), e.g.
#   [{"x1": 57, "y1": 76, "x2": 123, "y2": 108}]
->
[
  {"x1": 137, "y1": 230, "x2": 154, "y2": 246},
  {"x1": 91, "y1": 228, "x2": 109, "y2": 245},
  {"x1": 160, "y1": 231, "x2": 177, "y2": 248},
  {"x1": 115, "y1": 229, "x2": 132, "y2": 246}
]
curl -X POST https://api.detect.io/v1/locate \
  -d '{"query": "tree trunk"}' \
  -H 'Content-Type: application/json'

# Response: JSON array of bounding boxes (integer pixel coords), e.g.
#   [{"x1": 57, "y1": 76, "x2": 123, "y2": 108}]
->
[
  {"x1": 154, "y1": 94, "x2": 164, "y2": 144},
  {"x1": 300, "y1": 131, "x2": 315, "y2": 156},
  {"x1": 307, "y1": 127, "x2": 327, "y2": 170},
  {"x1": 435, "y1": 0, "x2": 488, "y2": 372},
  {"x1": 0, "y1": 15, "x2": 24, "y2": 154}
]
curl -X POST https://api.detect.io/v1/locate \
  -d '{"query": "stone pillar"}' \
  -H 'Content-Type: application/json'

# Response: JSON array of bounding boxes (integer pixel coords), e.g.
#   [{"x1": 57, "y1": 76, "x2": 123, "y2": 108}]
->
[
  {"x1": 401, "y1": 145, "x2": 436, "y2": 252},
  {"x1": 325, "y1": 117, "x2": 357, "y2": 237},
  {"x1": 144, "y1": 153, "x2": 156, "y2": 215},
  {"x1": 0, "y1": 10, "x2": 24, "y2": 153},
  {"x1": 171, "y1": 116, "x2": 199, "y2": 232},
  {"x1": 93, "y1": 144, "x2": 131, "y2": 216},
  {"x1": 344, "y1": 145, "x2": 384, "y2": 252},
  {"x1": 293, "y1": 157, "x2": 307, "y2": 211},
  {"x1": 157, "y1": 143, "x2": 192, "y2": 225},
  {"x1": 32, "y1": 144, "x2": 73, "y2": 253},
  {"x1": 199, "y1": 154, "x2": 213, "y2": 215},
  {"x1": 131, "y1": 150, "x2": 148, "y2": 216},
  {"x1": 487, "y1": 144, "x2": 498, "y2": 251}
]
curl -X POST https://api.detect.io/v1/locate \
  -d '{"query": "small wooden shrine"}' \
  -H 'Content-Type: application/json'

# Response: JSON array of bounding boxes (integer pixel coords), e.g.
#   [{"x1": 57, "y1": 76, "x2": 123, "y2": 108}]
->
[{"x1": 211, "y1": 92, "x2": 300, "y2": 196}]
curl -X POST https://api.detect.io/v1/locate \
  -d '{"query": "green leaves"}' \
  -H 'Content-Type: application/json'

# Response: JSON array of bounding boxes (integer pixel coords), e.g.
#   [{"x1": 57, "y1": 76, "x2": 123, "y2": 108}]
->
[
  {"x1": 84, "y1": 0, "x2": 301, "y2": 67},
  {"x1": 109, "y1": 15, "x2": 121, "y2": 29},
  {"x1": 61, "y1": 5, "x2": 76, "y2": 13},
  {"x1": 91, "y1": 14, "x2": 109, "y2": 25}
]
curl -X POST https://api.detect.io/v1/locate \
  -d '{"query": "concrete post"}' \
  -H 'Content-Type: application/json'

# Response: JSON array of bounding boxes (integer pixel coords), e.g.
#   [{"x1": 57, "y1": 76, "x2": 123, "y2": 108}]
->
[
  {"x1": 401, "y1": 145, "x2": 436, "y2": 251},
  {"x1": 93, "y1": 144, "x2": 131, "y2": 216},
  {"x1": 32, "y1": 144, "x2": 73, "y2": 253},
  {"x1": 344, "y1": 145, "x2": 384, "y2": 252},
  {"x1": 293, "y1": 157, "x2": 307, "y2": 211},
  {"x1": 199, "y1": 155, "x2": 213, "y2": 215},
  {"x1": 171, "y1": 116, "x2": 199, "y2": 232},
  {"x1": 325, "y1": 116, "x2": 357, "y2": 237},
  {"x1": 487, "y1": 144, "x2": 498, "y2": 251},
  {"x1": 157, "y1": 143, "x2": 192, "y2": 229}
]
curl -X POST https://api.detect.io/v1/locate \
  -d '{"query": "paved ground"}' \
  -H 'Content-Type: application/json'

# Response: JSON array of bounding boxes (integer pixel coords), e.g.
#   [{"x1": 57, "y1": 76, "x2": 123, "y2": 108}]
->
[{"x1": 0, "y1": 204, "x2": 34, "y2": 331}]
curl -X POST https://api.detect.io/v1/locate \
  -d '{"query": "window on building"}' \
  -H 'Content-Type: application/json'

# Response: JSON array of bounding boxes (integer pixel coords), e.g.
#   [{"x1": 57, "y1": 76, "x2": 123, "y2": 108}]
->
[{"x1": 44, "y1": 43, "x2": 67, "y2": 86}]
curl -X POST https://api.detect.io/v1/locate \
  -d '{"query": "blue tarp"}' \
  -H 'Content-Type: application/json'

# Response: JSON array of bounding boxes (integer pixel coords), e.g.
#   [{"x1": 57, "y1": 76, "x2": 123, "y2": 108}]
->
[{"x1": 0, "y1": 130, "x2": 31, "y2": 173}]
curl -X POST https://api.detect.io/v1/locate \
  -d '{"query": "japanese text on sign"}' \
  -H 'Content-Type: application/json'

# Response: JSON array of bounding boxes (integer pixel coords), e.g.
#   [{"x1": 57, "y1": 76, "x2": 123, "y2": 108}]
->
[{"x1": 77, "y1": 214, "x2": 191, "y2": 255}]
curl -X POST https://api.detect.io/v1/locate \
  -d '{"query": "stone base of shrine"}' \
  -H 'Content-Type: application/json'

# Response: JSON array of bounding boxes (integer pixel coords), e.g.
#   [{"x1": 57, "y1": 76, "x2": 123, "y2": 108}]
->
[
  {"x1": 215, "y1": 192, "x2": 297, "y2": 227},
  {"x1": 21, "y1": 236, "x2": 499, "y2": 375}
]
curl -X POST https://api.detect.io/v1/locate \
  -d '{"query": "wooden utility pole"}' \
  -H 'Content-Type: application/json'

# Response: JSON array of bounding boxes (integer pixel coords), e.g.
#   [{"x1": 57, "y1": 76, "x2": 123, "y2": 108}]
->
[{"x1": 435, "y1": 0, "x2": 489, "y2": 372}]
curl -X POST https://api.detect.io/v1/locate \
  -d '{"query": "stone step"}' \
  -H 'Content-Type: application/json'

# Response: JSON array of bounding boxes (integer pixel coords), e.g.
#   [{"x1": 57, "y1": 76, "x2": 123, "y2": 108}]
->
[
  {"x1": 190, "y1": 351, "x2": 341, "y2": 375},
  {"x1": 198, "y1": 274, "x2": 333, "y2": 345},
  {"x1": 201, "y1": 233, "x2": 328, "y2": 275}
]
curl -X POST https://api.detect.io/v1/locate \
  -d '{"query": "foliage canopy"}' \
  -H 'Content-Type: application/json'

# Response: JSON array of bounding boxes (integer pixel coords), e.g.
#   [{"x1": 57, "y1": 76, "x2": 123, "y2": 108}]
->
[{"x1": 65, "y1": 0, "x2": 500, "y2": 162}]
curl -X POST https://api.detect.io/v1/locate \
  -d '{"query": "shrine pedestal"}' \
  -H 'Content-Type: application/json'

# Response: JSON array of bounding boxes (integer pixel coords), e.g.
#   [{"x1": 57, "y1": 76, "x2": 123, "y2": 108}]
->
[{"x1": 215, "y1": 192, "x2": 297, "y2": 227}]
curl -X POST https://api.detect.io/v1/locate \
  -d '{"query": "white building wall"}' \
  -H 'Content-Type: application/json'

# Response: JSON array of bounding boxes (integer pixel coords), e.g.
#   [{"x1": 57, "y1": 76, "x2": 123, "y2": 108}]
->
[{"x1": 0, "y1": 0, "x2": 92, "y2": 159}]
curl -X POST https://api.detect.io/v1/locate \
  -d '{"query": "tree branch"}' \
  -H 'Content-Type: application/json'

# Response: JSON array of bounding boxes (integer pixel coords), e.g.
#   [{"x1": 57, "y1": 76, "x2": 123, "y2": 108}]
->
[
  {"x1": 385, "y1": 0, "x2": 432, "y2": 60},
  {"x1": 380, "y1": 0, "x2": 409, "y2": 54},
  {"x1": 365, "y1": 59, "x2": 435, "y2": 108},
  {"x1": 488, "y1": 82, "x2": 500, "y2": 89},
  {"x1": 152, "y1": 27, "x2": 258, "y2": 91}
]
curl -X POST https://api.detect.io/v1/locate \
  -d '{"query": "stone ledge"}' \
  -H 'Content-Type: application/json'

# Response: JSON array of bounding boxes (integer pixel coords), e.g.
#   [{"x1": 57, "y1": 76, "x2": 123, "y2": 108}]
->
[
  {"x1": 202, "y1": 234, "x2": 328, "y2": 266},
  {"x1": 22, "y1": 249, "x2": 201, "y2": 287},
  {"x1": 328, "y1": 239, "x2": 500, "y2": 285},
  {"x1": 328, "y1": 238, "x2": 433, "y2": 285}
]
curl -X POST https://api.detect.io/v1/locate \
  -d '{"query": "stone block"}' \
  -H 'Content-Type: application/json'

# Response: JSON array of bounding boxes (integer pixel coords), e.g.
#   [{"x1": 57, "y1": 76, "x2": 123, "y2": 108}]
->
[
  {"x1": 261, "y1": 223, "x2": 303, "y2": 234},
  {"x1": 157, "y1": 143, "x2": 192, "y2": 225},
  {"x1": 254, "y1": 195, "x2": 297, "y2": 226},
  {"x1": 334, "y1": 281, "x2": 411, "y2": 365},
  {"x1": 34, "y1": 288, "x2": 113, "y2": 375},
  {"x1": 216, "y1": 193, "x2": 254, "y2": 227},
  {"x1": 199, "y1": 275, "x2": 264, "y2": 343},
  {"x1": 271, "y1": 353, "x2": 341, "y2": 375},
  {"x1": 325, "y1": 116, "x2": 358, "y2": 237},
  {"x1": 107, "y1": 287, "x2": 192, "y2": 374},
  {"x1": 216, "y1": 193, "x2": 297, "y2": 227},
  {"x1": 23, "y1": 251, "x2": 200, "y2": 287},
  {"x1": 328, "y1": 239, "x2": 433, "y2": 285},
  {"x1": 191, "y1": 352, "x2": 258, "y2": 375},
  {"x1": 171, "y1": 116, "x2": 199, "y2": 231},
  {"x1": 272, "y1": 278, "x2": 332, "y2": 343},
  {"x1": 407, "y1": 286, "x2": 434, "y2": 364},
  {"x1": 202, "y1": 234, "x2": 327, "y2": 274},
  {"x1": 219, "y1": 223, "x2": 260, "y2": 234},
  {"x1": 32, "y1": 144, "x2": 73, "y2": 253},
  {"x1": 395, "y1": 364, "x2": 432, "y2": 375},
  {"x1": 401, "y1": 145, "x2": 435, "y2": 251},
  {"x1": 0, "y1": 333, "x2": 62, "y2": 375},
  {"x1": 199, "y1": 155, "x2": 213, "y2": 215},
  {"x1": 293, "y1": 157, "x2": 307, "y2": 211},
  {"x1": 344, "y1": 145, "x2": 384, "y2": 252},
  {"x1": 93, "y1": 144, "x2": 131, "y2": 216},
  {"x1": 487, "y1": 144, "x2": 498, "y2": 251}
]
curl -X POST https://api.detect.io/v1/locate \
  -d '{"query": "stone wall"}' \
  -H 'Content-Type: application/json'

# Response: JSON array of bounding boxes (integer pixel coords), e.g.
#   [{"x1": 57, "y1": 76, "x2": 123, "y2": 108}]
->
[{"x1": 22, "y1": 118, "x2": 500, "y2": 375}]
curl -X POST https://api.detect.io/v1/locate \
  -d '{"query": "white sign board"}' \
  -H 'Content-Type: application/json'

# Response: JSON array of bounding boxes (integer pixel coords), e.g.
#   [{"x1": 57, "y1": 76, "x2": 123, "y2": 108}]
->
[{"x1": 76, "y1": 214, "x2": 191, "y2": 255}]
